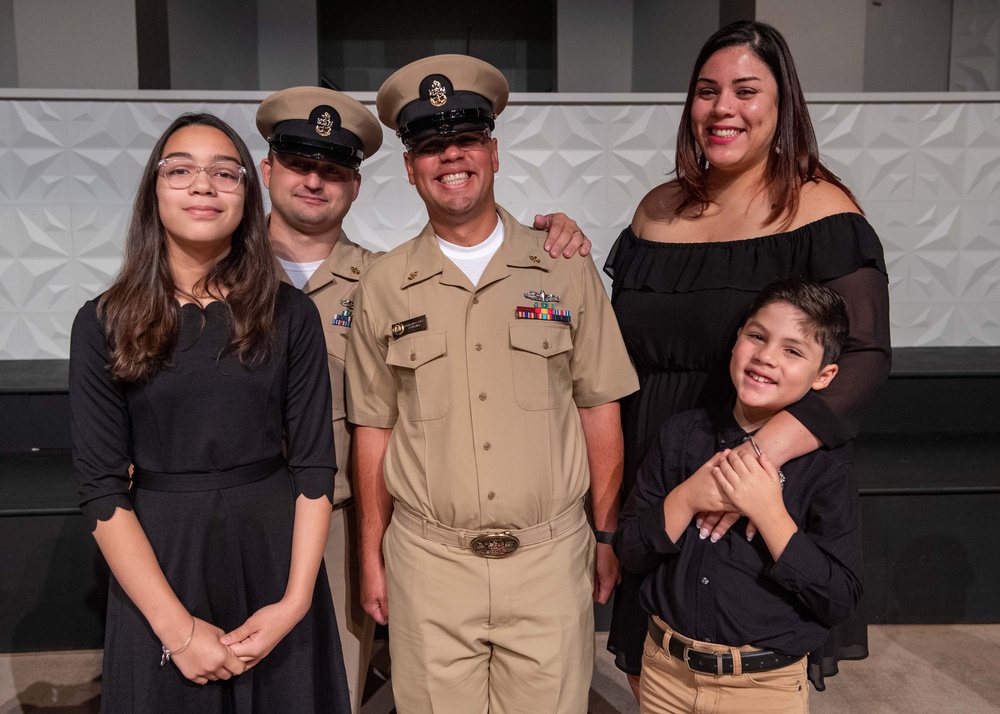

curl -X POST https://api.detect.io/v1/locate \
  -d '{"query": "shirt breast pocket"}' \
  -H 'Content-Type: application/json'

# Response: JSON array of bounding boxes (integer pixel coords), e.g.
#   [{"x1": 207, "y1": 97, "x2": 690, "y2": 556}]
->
[
  {"x1": 508, "y1": 321, "x2": 573, "y2": 411},
  {"x1": 386, "y1": 330, "x2": 449, "y2": 421}
]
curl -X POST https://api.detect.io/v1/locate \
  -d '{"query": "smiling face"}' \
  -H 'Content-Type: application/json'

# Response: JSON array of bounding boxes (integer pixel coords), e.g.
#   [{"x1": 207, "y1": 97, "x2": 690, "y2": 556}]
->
[
  {"x1": 730, "y1": 300, "x2": 838, "y2": 431},
  {"x1": 690, "y1": 45, "x2": 779, "y2": 177},
  {"x1": 402, "y1": 131, "x2": 499, "y2": 232},
  {"x1": 260, "y1": 152, "x2": 360, "y2": 236},
  {"x1": 156, "y1": 125, "x2": 245, "y2": 255}
]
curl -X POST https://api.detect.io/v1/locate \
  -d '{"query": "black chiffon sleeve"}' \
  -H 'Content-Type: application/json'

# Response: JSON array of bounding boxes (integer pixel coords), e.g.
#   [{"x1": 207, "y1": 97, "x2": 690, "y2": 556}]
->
[{"x1": 787, "y1": 265, "x2": 892, "y2": 448}]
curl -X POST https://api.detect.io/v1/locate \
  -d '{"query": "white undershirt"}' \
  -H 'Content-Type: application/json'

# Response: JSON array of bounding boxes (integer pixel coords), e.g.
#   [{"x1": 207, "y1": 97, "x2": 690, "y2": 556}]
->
[
  {"x1": 437, "y1": 217, "x2": 504, "y2": 287},
  {"x1": 277, "y1": 257, "x2": 324, "y2": 290}
]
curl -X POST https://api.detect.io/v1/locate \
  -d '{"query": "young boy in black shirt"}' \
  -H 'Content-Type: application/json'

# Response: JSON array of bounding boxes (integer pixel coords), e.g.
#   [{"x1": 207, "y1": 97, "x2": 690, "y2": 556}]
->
[{"x1": 614, "y1": 278, "x2": 862, "y2": 713}]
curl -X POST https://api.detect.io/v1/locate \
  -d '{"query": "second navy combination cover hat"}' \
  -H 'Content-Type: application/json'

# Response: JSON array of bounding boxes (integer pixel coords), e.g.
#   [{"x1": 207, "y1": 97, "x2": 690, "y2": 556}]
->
[
  {"x1": 376, "y1": 55, "x2": 509, "y2": 142},
  {"x1": 256, "y1": 87, "x2": 383, "y2": 169}
]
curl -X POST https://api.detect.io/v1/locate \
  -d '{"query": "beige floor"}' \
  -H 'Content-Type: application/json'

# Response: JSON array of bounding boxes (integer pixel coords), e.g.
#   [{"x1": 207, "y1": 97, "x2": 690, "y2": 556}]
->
[{"x1": 2, "y1": 625, "x2": 998, "y2": 713}]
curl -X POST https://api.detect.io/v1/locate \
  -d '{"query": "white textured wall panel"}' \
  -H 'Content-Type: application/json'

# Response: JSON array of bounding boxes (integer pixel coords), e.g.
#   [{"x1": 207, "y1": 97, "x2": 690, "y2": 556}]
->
[{"x1": 1, "y1": 91, "x2": 999, "y2": 357}]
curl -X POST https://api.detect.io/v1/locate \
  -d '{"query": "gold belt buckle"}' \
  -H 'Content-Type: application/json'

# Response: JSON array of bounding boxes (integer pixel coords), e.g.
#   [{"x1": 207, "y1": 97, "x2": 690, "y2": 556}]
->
[{"x1": 469, "y1": 532, "x2": 520, "y2": 558}]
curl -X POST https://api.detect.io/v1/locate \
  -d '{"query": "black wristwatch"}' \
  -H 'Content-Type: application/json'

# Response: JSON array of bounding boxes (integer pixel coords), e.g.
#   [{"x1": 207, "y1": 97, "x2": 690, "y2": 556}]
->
[{"x1": 594, "y1": 529, "x2": 615, "y2": 545}]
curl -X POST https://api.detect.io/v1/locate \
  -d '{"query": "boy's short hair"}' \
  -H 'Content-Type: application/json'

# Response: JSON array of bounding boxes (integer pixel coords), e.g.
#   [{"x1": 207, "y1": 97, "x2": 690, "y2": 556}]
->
[{"x1": 744, "y1": 278, "x2": 849, "y2": 366}]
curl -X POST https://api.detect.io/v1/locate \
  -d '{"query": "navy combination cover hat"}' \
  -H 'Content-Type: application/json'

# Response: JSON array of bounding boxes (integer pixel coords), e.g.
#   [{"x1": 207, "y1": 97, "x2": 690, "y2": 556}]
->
[
  {"x1": 256, "y1": 87, "x2": 383, "y2": 170},
  {"x1": 375, "y1": 55, "x2": 509, "y2": 142}
]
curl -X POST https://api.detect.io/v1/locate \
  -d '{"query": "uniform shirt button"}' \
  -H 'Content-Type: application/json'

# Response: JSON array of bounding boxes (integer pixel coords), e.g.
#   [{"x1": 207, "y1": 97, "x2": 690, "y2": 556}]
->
[
  {"x1": 409, "y1": 353, "x2": 416, "y2": 361},
  {"x1": 483, "y1": 442, "x2": 492, "y2": 451},
  {"x1": 704, "y1": 637, "x2": 713, "y2": 643},
  {"x1": 472, "y1": 297, "x2": 480, "y2": 305},
  {"x1": 475, "y1": 343, "x2": 483, "y2": 351},
  {"x1": 542, "y1": 340, "x2": 550, "y2": 349},
  {"x1": 700, "y1": 577, "x2": 710, "y2": 586},
  {"x1": 479, "y1": 392, "x2": 487, "y2": 401},
  {"x1": 487, "y1": 491, "x2": 496, "y2": 500}
]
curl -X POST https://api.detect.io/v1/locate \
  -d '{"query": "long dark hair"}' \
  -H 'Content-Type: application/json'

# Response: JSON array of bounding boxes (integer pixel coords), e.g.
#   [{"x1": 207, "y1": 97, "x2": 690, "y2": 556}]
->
[
  {"x1": 98, "y1": 113, "x2": 280, "y2": 382},
  {"x1": 674, "y1": 21, "x2": 861, "y2": 227}
]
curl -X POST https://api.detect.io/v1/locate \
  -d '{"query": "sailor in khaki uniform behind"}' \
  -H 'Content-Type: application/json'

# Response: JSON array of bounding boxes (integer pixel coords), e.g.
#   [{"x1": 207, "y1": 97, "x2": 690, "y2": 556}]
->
[
  {"x1": 346, "y1": 55, "x2": 639, "y2": 714},
  {"x1": 255, "y1": 87, "x2": 384, "y2": 714}
]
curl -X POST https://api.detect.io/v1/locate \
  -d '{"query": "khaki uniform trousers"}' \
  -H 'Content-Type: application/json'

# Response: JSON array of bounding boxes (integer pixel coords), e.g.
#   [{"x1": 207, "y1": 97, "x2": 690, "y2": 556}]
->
[
  {"x1": 383, "y1": 506, "x2": 595, "y2": 714},
  {"x1": 325, "y1": 502, "x2": 376, "y2": 713},
  {"x1": 640, "y1": 618, "x2": 809, "y2": 714}
]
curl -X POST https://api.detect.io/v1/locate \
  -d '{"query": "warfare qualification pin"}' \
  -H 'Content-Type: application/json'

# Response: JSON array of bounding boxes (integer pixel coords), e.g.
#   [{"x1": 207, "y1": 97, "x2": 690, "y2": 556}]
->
[{"x1": 524, "y1": 290, "x2": 560, "y2": 303}]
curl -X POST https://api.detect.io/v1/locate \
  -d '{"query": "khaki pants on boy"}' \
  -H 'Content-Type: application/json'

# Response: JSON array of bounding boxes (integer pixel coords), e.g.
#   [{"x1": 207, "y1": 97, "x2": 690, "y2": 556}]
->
[
  {"x1": 640, "y1": 617, "x2": 809, "y2": 714},
  {"x1": 383, "y1": 506, "x2": 595, "y2": 714}
]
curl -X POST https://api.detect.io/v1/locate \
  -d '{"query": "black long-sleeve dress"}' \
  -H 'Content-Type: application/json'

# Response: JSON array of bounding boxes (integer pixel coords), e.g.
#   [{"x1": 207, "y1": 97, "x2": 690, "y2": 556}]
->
[
  {"x1": 70, "y1": 283, "x2": 350, "y2": 713},
  {"x1": 603, "y1": 211, "x2": 891, "y2": 689}
]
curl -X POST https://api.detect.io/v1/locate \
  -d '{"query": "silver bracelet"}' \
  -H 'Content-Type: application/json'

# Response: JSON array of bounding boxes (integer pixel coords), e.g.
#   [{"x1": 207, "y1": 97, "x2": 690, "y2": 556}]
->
[
  {"x1": 747, "y1": 436, "x2": 785, "y2": 489},
  {"x1": 161, "y1": 616, "x2": 196, "y2": 667}
]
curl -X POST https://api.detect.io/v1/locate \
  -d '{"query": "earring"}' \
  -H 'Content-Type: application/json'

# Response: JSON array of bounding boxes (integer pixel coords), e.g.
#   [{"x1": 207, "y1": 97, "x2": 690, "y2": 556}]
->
[{"x1": 774, "y1": 143, "x2": 782, "y2": 155}]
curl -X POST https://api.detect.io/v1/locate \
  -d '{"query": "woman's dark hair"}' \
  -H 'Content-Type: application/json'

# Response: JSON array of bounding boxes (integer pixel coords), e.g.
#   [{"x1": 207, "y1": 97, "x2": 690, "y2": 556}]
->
[
  {"x1": 744, "y1": 278, "x2": 849, "y2": 366},
  {"x1": 674, "y1": 21, "x2": 861, "y2": 227},
  {"x1": 98, "y1": 112, "x2": 280, "y2": 382}
]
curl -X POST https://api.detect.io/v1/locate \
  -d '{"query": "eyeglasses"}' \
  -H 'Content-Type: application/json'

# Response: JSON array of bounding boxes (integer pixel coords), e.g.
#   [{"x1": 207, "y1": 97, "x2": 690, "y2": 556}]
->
[
  {"x1": 406, "y1": 130, "x2": 492, "y2": 158},
  {"x1": 157, "y1": 159, "x2": 246, "y2": 192}
]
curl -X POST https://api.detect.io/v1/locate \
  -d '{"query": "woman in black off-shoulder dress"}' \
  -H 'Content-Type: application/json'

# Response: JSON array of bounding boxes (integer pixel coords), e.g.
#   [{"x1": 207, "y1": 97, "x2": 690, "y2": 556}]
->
[
  {"x1": 70, "y1": 113, "x2": 349, "y2": 713},
  {"x1": 604, "y1": 22, "x2": 891, "y2": 698}
]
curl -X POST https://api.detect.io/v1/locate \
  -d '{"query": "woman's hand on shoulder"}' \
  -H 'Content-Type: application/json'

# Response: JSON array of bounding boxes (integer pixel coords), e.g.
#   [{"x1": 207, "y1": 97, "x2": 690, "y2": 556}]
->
[{"x1": 170, "y1": 617, "x2": 246, "y2": 684}]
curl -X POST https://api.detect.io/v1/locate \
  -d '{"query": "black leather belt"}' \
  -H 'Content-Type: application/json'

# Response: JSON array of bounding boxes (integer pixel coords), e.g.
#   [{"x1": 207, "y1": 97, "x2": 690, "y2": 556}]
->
[{"x1": 647, "y1": 617, "x2": 801, "y2": 676}]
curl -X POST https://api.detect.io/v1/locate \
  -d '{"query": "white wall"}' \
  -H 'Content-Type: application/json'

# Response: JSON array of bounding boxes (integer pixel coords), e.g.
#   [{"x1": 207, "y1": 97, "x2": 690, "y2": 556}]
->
[
  {"x1": 256, "y1": 0, "x2": 318, "y2": 90},
  {"x1": 951, "y1": 0, "x2": 1000, "y2": 91},
  {"x1": 167, "y1": 0, "x2": 259, "y2": 90},
  {"x1": 632, "y1": 0, "x2": 718, "y2": 92},
  {"x1": 2, "y1": 89, "x2": 999, "y2": 356},
  {"x1": 865, "y1": 0, "x2": 953, "y2": 92},
  {"x1": 11, "y1": 0, "x2": 138, "y2": 89},
  {"x1": 756, "y1": 0, "x2": 868, "y2": 92},
  {"x1": 557, "y1": 0, "x2": 634, "y2": 91},
  {"x1": 0, "y1": 0, "x2": 17, "y2": 88}
]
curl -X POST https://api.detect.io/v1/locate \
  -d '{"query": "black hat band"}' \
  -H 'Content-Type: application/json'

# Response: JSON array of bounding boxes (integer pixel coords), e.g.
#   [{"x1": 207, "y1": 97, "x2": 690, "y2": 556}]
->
[{"x1": 269, "y1": 133, "x2": 365, "y2": 169}]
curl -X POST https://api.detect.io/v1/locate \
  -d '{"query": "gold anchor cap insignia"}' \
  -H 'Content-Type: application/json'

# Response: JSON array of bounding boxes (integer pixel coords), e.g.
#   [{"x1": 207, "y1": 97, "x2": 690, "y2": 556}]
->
[
  {"x1": 428, "y1": 80, "x2": 448, "y2": 108},
  {"x1": 315, "y1": 111, "x2": 333, "y2": 137}
]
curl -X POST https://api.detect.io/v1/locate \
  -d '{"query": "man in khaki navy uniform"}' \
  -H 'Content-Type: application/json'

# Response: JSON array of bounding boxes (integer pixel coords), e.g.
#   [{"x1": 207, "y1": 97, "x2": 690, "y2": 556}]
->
[
  {"x1": 255, "y1": 87, "x2": 383, "y2": 714},
  {"x1": 256, "y1": 86, "x2": 593, "y2": 712},
  {"x1": 346, "y1": 55, "x2": 639, "y2": 714}
]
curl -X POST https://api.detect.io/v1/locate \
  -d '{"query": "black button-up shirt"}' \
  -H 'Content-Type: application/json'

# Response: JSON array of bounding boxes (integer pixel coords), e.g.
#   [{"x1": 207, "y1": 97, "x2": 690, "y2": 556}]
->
[{"x1": 614, "y1": 406, "x2": 863, "y2": 657}]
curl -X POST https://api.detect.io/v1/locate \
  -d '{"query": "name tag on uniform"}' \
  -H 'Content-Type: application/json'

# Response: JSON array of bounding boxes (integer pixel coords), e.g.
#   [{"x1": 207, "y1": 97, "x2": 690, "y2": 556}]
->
[
  {"x1": 515, "y1": 304, "x2": 571, "y2": 323},
  {"x1": 391, "y1": 315, "x2": 428, "y2": 338}
]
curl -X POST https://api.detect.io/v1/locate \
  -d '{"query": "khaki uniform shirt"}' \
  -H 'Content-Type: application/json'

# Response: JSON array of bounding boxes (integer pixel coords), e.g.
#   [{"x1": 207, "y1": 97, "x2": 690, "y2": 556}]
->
[
  {"x1": 280, "y1": 231, "x2": 382, "y2": 506},
  {"x1": 346, "y1": 207, "x2": 638, "y2": 530}
]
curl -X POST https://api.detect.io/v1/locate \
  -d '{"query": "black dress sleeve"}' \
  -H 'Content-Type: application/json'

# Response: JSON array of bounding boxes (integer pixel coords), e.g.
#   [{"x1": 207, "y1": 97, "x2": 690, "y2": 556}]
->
[
  {"x1": 69, "y1": 300, "x2": 135, "y2": 531},
  {"x1": 281, "y1": 287, "x2": 337, "y2": 501},
  {"x1": 787, "y1": 264, "x2": 892, "y2": 448}
]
